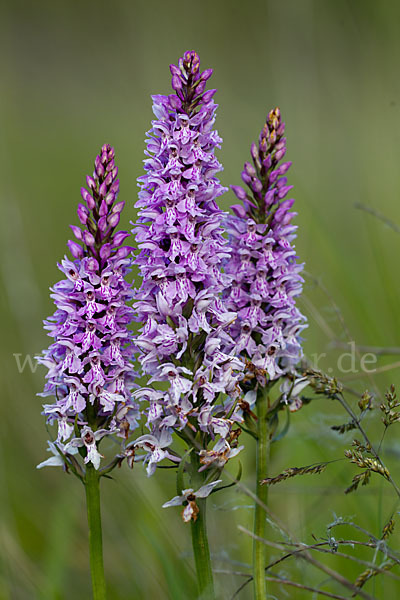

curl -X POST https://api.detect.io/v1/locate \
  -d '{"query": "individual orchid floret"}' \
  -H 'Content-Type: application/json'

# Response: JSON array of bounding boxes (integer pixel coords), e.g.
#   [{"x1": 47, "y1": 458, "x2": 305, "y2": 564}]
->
[
  {"x1": 36, "y1": 144, "x2": 138, "y2": 474},
  {"x1": 280, "y1": 375, "x2": 309, "y2": 412},
  {"x1": 132, "y1": 430, "x2": 180, "y2": 476},
  {"x1": 225, "y1": 108, "x2": 307, "y2": 399},
  {"x1": 65, "y1": 426, "x2": 113, "y2": 470},
  {"x1": 131, "y1": 51, "x2": 244, "y2": 478},
  {"x1": 198, "y1": 438, "x2": 244, "y2": 471},
  {"x1": 162, "y1": 480, "x2": 222, "y2": 522},
  {"x1": 36, "y1": 441, "x2": 78, "y2": 470}
]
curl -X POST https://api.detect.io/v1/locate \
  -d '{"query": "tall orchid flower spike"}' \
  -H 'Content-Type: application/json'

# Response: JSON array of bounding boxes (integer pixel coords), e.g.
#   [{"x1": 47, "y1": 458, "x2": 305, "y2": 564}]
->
[
  {"x1": 36, "y1": 144, "x2": 138, "y2": 600},
  {"x1": 224, "y1": 109, "x2": 307, "y2": 599},
  {"x1": 131, "y1": 51, "x2": 244, "y2": 599}
]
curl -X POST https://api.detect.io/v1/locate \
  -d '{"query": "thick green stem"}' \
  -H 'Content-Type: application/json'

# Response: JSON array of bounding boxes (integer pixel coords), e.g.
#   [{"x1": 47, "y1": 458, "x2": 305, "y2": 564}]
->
[
  {"x1": 190, "y1": 453, "x2": 215, "y2": 599},
  {"x1": 85, "y1": 464, "x2": 107, "y2": 600},
  {"x1": 253, "y1": 388, "x2": 269, "y2": 600}
]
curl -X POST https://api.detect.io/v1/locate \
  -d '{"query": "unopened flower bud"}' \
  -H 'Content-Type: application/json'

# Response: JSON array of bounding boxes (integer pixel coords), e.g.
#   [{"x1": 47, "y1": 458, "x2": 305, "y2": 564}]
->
[
  {"x1": 231, "y1": 185, "x2": 247, "y2": 201},
  {"x1": 98, "y1": 216, "x2": 107, "y2": 232},
  {"x1": 67, "y1": 240, "x2": 84, "y2": 258},
  {"x1": 81, "y1": 188, "x2": 95, "y2": 210},
  {"x1": 99, "y1": 181, "x2": 108, "y2": 197},
  {"x1": 99, "y1": 200, "x2": 108, "y2": 217},
  {"x1": 77, "y1": 204, "x2": 89, "y2": 224},
  {"x1": 112, "y1": 201, "x2": 125, "y2": 214},
  {"x1": 112, "y1": 231, "x2": 130, "y2": 247},
  {"x1": 244, "y1": 162, "x2": 256, "y2": 178},
  {"x1": 70, "y1": 225, "x2": 83, "y2": 240},
  {"x1": 171, "y1": 75, "x2": 182, "y2": 91},
  {"x1": 83, "y1": 231, "x2": 95, "y2": 246},
  {"x1": 202, "y1": 89, "x2": 216, "y2": 103},
  {"x1": 86, "y1": 176, "x2": 96, "y2": 190},
  {"x1": 105, "y1": 192, "x2": 115, "y2": 206},
  {"x1": 106, "y1": 159, "x2": 115, "y2": 173},
  {"x1": 108, "y1": 212, "x2": 120, "y2": 228},
  {"x1": 114, "y1": 246, "x2": 134, "y2": 259},
  {"x1": 99, "y1": 243, "x2": 111, "y2": 260},
  {"x1": 200, "y1": 68, "x2": 213, "y2": 81},
  {"x1": 195, "y1": 80, "x2": 206, "y2": 96}
]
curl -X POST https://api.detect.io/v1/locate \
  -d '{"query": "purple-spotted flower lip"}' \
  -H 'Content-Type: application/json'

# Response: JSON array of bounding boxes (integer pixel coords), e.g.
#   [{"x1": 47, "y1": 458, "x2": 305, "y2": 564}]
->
[
  {"x1": 198, "y1": 439, "x2": 244, "y2": 471},
  {"x1": 132, "y1": 430, "x2": 180, "y2": 476},
  {"x1": 162, "y1": 480, "x2": 222, "y2": 522},
  {"x1": 65, "y1": 426, "x2": 113, "y2": 470},
  {"x1": 163, "y1": 480, "x2": 222, "y2": 508}
]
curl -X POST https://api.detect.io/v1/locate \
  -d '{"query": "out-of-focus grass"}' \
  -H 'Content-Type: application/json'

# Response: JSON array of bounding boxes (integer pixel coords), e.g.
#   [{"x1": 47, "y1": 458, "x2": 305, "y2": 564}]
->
[{"x1": 1, "y1": 0, "x2": 400, "y2": 598}]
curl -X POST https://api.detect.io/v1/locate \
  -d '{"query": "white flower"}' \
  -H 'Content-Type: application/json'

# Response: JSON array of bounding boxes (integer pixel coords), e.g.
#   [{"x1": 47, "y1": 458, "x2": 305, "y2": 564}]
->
[
  {"x1": 89, "y1": 389, "x2": 124, "y2": 413},
  {"x1": 36, "y1": 441, "x2": 77, "y2": 469},
  {"x1": 65, "y1": 426, "x2": 110, "y2": 470},
  {"x1": 162, "y1": 480, "x2": 222, "y2": 522},
  {"x1": 199, "y1": 439, "x2": 243, "y2": 471},
  {"x1": 150, "y1": 364, "x2": 193, "y2": 403},
  {"x1": 280, "y1": 376, "x2": 309, "y2": 412},
  {"x1": 133, "y1": 429, "x2": 176, "y2": 476}
]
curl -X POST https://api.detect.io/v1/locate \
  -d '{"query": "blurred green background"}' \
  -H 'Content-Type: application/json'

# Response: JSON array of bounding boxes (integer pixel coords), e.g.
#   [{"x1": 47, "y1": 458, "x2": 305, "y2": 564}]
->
[{"x1": 1, "y1": 0, "x2": 400, "y2": 598}]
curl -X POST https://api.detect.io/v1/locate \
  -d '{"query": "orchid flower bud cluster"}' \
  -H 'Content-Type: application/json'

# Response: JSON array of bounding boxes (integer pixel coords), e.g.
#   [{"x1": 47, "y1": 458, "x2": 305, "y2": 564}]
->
[
  {"x1": 37, "y1": 145, "x2": 138, "y2": 472},
  {"x1": 225, "y1": 109, "x2": 307, "y2": 406},
  {"x1": 132, "y1": 52, "x2": 244, "y2": 481}
]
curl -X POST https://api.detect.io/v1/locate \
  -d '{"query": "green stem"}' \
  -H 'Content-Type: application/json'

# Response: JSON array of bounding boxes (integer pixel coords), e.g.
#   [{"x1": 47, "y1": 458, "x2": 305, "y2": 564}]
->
[
  {"x1": 190, "y1": 453, "x2": 215, "y2": 599},
  {"x1": 253, "y1": 387, "x2": 270, "y2": 600},
  {"x1": 85, "y1": 464, "x2": 107, "y2": 600}
]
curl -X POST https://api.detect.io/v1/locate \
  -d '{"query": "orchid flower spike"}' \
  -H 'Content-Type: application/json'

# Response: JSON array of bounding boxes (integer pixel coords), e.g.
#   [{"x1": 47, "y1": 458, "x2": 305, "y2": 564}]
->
[
  {"x1": 131, "y1": 51, "x2": 244, "y2": 477},
  {"x1": 36, "y1": 144, "x2": 139, "y2": 473},
  {"x1": 225, "y1": 108, "x2": 307, "y2": 407}
]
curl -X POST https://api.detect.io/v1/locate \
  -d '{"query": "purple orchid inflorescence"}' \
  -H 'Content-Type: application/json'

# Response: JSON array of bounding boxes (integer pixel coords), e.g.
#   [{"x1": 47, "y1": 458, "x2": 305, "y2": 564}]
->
[
  {"x1": 131, "y1": 51, "x2": 244, "y2": 480},
  {"x1": 37, "y1": 144, "x2": 139, "y2": 472},
  {"x1": 224, "y1": 108, "x2": 307, "y2": 405}
]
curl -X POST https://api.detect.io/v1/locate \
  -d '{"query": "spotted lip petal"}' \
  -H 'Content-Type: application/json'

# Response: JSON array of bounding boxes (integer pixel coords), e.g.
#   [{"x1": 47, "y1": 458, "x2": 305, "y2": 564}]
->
[
  {"x1": 162, "y1": 480, "x2": 222, "y2": 508},
  {"x1": 133, "y1": 430, "x2": 175, "y2": 476}
]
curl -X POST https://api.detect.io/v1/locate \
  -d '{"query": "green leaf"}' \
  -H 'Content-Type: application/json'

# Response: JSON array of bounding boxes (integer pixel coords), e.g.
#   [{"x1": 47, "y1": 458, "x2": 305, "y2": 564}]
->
[
  {"x1": 271, "y1": 407, "x2": 290, "y2": 442},
  {"x1": 211, "y1": 461, "x2": 243, "y2": 495},
  {"x1": 176, "y1": 447, "x2": 193, "y2": 496}
]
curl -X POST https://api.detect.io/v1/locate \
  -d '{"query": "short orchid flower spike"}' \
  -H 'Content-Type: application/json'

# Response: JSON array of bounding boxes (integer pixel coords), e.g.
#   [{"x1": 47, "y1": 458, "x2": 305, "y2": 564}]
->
[
  {"x1": 225, "y1": 108, "x2": 307, "y2": 405},
  {"x1": 36, "y1": 144, "x2": 139, "y2": 475}
]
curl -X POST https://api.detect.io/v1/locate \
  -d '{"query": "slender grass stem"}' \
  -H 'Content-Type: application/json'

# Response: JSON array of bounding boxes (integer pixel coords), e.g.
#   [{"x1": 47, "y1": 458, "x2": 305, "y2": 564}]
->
[
  {"x1": 253, "y1": 386, "x2": 269, "y2": 599},
  {"x1": 85, "y1": 465, "x2": 106, "y2": 600},
  {"x1": 190, "y1": 452, "x2": 215, "y2": 599}
]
